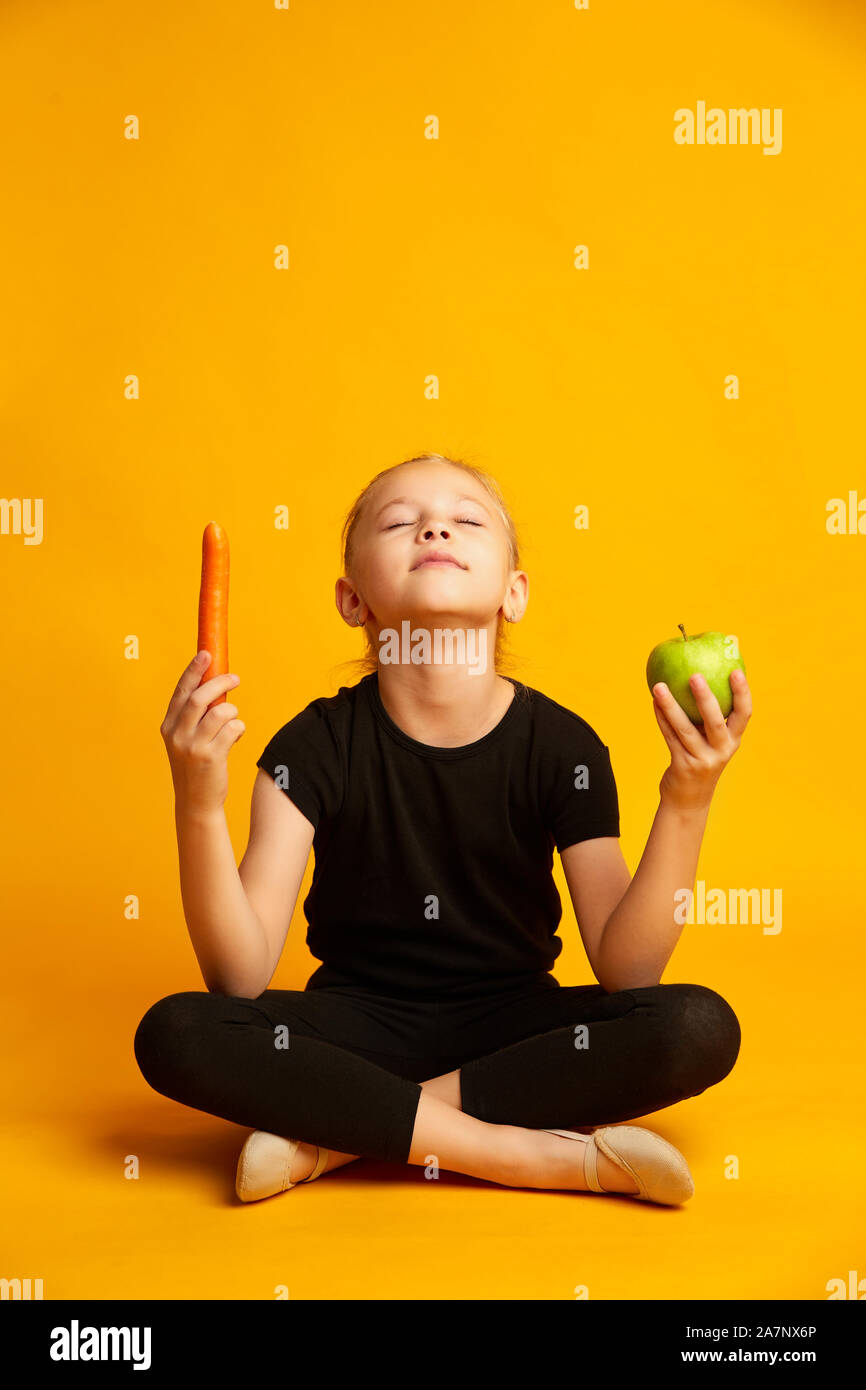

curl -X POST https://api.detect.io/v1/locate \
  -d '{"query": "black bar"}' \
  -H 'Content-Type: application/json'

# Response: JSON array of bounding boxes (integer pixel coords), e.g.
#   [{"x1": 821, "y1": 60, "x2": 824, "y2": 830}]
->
[{"x1": 1, "y1": 1298, "x2": 859, "y2": 1373}]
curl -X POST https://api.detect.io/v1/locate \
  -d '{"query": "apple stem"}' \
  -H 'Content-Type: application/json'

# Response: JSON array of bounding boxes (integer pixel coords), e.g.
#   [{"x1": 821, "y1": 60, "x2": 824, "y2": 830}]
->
[{"x1": 678, "y1": 623, "x2": 687, "y2": 641}]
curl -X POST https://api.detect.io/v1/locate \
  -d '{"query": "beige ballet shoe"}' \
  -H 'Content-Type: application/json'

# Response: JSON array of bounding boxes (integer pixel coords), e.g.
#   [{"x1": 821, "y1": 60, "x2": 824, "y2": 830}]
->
[
  {"x1": 542, "y1": 1125, "x2": 695, "y2": 1206},
  {"x1": 235, "y1": 1130, "x2": 329, "y2": 1203}
]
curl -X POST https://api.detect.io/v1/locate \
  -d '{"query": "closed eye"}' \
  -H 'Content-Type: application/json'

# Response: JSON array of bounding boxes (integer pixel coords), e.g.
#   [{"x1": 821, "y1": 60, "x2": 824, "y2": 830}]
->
[{"x1": 385, "y1": 518, "x2": 482, "y2": 529}]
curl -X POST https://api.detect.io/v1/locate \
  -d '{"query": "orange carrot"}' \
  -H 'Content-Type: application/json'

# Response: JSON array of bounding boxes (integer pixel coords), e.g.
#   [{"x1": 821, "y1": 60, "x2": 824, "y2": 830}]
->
[{"x1": 197, "y1": 521, "x2": 229, "y2": 710}]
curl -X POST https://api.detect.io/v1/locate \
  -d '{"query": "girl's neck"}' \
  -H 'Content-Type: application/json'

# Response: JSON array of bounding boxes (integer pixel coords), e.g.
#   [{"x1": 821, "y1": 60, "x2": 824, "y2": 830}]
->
[{"x1": 374, "y1": 665, "x2": 515, "y2": 748}]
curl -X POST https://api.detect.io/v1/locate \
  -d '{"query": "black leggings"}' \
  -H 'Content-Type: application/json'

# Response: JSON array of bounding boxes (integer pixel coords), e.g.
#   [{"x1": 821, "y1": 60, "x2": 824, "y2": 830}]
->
[{"x1": 133, "y1": 975, "x2": 741, "y2": 1166}]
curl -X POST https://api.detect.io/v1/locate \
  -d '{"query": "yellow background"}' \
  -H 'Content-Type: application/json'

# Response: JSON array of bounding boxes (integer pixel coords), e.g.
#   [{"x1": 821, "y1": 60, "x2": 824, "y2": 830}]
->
[{"x1": 2, "y1": 0, "x2": 864, "y2": 1300}]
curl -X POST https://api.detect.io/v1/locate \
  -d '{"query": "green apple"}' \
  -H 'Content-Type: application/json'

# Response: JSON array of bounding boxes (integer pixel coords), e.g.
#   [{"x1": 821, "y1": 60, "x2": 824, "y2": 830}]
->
[{"x1": 646, "y1": 624, "x2": 746, "y2": 724}]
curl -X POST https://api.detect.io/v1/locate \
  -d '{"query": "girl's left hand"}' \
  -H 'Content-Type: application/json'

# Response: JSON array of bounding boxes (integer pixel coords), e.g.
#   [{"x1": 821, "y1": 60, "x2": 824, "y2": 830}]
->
[{"x1": 652, "y1": 669, "x2": 752, "y2": 812}]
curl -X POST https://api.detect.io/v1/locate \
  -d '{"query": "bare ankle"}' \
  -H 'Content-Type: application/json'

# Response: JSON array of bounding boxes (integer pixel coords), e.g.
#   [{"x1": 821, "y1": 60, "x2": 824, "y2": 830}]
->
[{"x1": 493, "y1": 1127, "x2": 551, "y2": 1187}]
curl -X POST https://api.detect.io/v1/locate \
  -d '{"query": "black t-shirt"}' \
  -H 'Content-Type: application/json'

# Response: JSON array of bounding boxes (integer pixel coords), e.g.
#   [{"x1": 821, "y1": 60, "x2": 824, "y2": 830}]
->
[{"x1": 256, "y1": 672, "x2": 620, "y2": 999}]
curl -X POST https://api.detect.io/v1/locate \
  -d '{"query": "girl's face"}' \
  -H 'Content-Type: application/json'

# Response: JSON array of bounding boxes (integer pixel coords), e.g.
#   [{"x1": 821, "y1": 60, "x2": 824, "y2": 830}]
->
[{"x1": 343, "y1": 461, "x2": 522, "y2": 630}]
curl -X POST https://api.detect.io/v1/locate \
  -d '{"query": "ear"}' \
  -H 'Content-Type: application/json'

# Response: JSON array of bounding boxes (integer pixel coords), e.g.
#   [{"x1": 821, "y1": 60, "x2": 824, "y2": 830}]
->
[
  {"x1": 334, "y1": 576, "x2": 364, "y2": 626},
  {"x1": 503, "y1": 569, "x2": 529, "y2": 621}
]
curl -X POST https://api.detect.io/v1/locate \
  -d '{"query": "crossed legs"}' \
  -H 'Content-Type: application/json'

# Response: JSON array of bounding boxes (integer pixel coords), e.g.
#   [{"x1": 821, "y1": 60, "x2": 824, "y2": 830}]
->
[{"x1": 134, "y1": 982, "x2": 740, "y2": 1194}]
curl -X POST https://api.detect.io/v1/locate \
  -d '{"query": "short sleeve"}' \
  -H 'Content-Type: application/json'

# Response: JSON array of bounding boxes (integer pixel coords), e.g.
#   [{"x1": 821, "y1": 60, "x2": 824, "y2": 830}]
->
[
  {"x1": 539, "y1": 715, "x2": 620, "y2": 853},
  {"x1": 256, "y1": 702, "x2": 344, "y2": 832}
]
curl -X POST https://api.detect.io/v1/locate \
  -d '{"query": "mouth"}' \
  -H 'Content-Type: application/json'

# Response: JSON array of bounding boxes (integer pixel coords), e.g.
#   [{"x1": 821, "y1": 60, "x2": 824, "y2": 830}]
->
[{"x1": 411, "y1": 554, "x2": 465, "y2": 571}]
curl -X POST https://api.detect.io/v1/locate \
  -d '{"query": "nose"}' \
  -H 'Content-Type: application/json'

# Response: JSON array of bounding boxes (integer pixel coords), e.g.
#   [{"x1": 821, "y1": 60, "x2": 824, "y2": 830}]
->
[{"x1": 422, "y1": 525, "x2": 451, "y2": 539}]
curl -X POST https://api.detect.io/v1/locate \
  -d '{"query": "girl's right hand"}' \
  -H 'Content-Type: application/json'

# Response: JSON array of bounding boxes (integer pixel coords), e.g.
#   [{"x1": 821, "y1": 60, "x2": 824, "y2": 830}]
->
[{"x1": 160, "y1": 651, "x2": 244, "y2": 815}]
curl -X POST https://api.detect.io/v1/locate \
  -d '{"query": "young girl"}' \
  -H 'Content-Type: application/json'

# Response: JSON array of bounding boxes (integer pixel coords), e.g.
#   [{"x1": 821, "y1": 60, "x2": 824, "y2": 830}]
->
[{"x1": 137, "y1": 452, "x2": 749, "y2": 1207}]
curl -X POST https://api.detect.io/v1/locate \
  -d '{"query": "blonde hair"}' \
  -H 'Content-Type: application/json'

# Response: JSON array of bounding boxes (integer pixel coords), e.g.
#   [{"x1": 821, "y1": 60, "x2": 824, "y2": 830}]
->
[{"x1": 330, "y1": 452, "x2": 530, "y2": 693}]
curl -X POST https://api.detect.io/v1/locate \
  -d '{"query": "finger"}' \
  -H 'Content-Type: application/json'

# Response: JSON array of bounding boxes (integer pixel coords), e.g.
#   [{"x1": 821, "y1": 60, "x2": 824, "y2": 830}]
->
[
  {"x1": 688, "y1": 674, "x2": 729, "y2": 752},
  {"x1": 651, "y1": 682, "x2": 706, "y2": 755},
  {"x1": 211, "y1": 716, "x2": 246, "y2": 755},
  {"x1": 198, "y1": 702, "x2": 241, "y2": 745},
  {"x1": 652, "y1": 697, "x2": 681, "y2": 754},
  {"x1": 162, "y1": 651, "x2": 211, "y2": 728},
  {"x1": 725, "y1": 668, "x2": 752, "y2": 740},
  {"x1": 176, "y1": 670, "x2": 240, "y2": 739}
]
